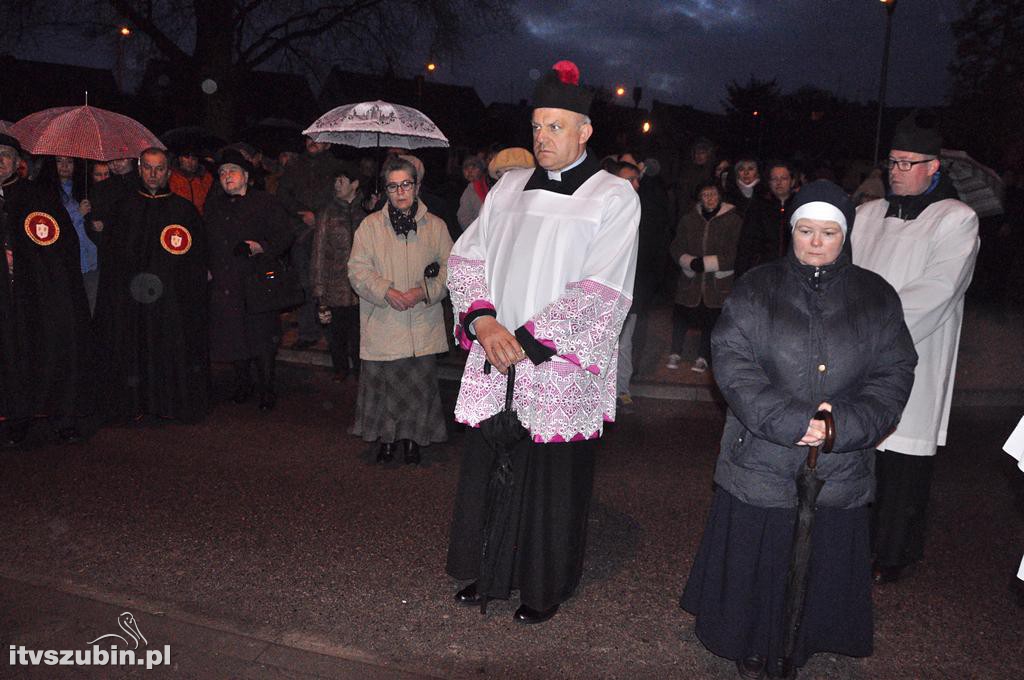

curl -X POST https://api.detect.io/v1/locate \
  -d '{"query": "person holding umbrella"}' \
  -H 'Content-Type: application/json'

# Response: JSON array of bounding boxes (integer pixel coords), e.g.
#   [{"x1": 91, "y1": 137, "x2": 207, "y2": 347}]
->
[{"x1": 680, "y1": 180, "x2": 917, "y2": 678}]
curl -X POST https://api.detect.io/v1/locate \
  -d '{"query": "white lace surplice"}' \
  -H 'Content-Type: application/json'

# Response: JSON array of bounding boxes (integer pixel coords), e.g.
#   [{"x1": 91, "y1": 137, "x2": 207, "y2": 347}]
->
[{"x1": 448, "y1": 167, "x2": 639, "y2": 443}]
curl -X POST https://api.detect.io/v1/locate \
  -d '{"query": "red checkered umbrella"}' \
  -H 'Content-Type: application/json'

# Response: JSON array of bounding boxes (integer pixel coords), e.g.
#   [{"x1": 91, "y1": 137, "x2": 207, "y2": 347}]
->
[{"x1": 10, "y1": 105, "x2": 163, "y2": 161}]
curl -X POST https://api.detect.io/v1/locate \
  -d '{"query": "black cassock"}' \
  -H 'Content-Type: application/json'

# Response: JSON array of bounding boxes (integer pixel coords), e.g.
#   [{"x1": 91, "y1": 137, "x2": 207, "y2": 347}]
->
[
  {"x1": 95, "y1": 189, "x2": 209, "y2": 422},
  {"x1": 4, "y1": 177, "x2": 93, "y2": 420},
  {"x1": 0, "y1": 177, "x2": 19, "y2": 420}
]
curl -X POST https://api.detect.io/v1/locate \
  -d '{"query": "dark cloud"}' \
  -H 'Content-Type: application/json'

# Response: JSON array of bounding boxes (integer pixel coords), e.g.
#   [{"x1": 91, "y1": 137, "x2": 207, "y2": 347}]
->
[{"x1": 454, "y1": 0, "x2": 959, "y2": 111}]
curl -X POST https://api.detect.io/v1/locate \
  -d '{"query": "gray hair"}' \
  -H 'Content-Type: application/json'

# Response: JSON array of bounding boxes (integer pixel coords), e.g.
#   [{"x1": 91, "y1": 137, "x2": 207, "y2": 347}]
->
[{"x1": 381, "y1": 156, "x2": 418, "y2": 185}]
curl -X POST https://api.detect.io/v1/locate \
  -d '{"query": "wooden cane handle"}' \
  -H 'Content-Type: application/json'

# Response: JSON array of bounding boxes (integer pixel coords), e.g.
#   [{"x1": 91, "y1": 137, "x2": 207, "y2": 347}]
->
[{"x1": 815, "y1": 409, "x2": 836, "y2": 454}]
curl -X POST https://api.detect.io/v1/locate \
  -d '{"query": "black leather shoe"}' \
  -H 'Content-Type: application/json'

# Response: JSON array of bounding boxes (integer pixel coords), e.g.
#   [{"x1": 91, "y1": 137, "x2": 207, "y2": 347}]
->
[
  {"x1": 258, "y1": 390, "x2": 277, "y2": 411},
  {"x1": 513, "y1": 603, "x2": 559, "y2": 625},
  {"x1": 872, "y1": 562, "x2": 915, "y2": 584},
  {"x1": 231, "y1": 383, "x2": 253, "y2": 404},
  {"x1": 454, "y1": 582, "x2": 481, "y2": 606},
  {"x1": 736, "y1": 654, "x2": 766, "y2": 679},
  {"x1": 57, "y1": 427, "x2": 83, "y2": 445},
  {"x1": 403, "y1": 440, "x2": 421, "y2": 464},
  {"x1": 377, "y1": 442, "x2": 395, "y2": 463}
]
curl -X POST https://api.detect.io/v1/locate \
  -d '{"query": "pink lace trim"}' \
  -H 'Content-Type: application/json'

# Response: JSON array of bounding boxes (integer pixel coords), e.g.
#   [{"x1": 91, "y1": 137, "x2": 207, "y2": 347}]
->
[{"x1": 454, "y1": 343, "x2": 619, "y2": 443}]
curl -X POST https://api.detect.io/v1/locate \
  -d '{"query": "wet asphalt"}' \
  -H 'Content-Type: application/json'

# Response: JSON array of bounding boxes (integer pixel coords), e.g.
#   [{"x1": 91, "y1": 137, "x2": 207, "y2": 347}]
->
[{"x1": 1, "y1": 364, "x2": 1022, "y2": 679}]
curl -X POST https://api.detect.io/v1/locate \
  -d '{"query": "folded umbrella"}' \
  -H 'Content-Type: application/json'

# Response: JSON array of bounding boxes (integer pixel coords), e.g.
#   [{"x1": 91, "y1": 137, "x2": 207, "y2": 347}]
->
[
  {"x1": 476, "y1": 363, "x2": 529, "y2": 614},
  {"x1": 780, "y1": 409, "x2": 835, "y2": 679}
]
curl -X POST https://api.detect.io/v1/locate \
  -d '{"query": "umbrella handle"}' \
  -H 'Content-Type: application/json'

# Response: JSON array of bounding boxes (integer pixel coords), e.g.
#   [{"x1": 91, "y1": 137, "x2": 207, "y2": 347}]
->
[
  {"x1": 806, "y1": 409, "x2": 835, "y2": 469},
  {"x1": 504, "y1": 364, "x2": 516, "y2": 411}
]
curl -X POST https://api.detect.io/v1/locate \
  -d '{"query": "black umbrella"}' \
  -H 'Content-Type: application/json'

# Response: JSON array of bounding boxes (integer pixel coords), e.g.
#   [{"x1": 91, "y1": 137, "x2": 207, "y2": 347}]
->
[
  {"x1": 780, "y1": 409, "x2": 835, "y2": 679},
  {"x1": 477, "y1": 363, "x2": 529, "y2": 614}
]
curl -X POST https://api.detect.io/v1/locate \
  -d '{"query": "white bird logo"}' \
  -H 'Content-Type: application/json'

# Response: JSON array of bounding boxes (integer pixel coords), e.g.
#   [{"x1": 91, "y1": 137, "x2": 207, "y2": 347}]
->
[{"x1": 87, "y1": 612, "x2": 148, "y2": 649}]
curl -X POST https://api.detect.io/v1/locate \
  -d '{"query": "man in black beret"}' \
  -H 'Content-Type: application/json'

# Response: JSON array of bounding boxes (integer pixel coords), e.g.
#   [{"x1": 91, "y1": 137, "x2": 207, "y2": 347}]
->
[
  {"x1": 445, "y1": 61, "x2": 640, "y2": 624},
  {"x1": 852, "y1": 109, "x2": 980, "y2": 584}
]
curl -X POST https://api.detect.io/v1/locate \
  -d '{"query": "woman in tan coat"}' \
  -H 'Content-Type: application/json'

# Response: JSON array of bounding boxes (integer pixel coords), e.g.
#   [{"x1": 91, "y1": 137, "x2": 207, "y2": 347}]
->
[
  {"x1": 667, "y1": 181, "x2": 742, "y2": 373},
  {"x1": 347, "y1": 156, "x2": 453, "y2": 464}
]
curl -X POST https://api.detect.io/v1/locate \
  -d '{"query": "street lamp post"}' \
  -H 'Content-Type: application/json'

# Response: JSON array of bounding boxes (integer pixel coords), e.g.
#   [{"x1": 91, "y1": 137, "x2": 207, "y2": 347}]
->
[{"x1": 873, "y1": 0, "x2": 897, "y2": 164}]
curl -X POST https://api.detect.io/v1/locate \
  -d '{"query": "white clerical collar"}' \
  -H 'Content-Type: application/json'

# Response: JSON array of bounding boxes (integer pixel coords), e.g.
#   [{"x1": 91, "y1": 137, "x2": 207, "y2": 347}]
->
[{"x1": 546, "y1": 151, "x2": 587, "y2": 182}]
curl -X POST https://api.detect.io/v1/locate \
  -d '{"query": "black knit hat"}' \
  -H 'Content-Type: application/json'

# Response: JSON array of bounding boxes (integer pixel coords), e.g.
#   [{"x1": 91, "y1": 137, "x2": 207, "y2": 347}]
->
[
  {"x1": 217, "y1": 148, "x2": 254, "y2": 175},
  {"x1": 891, "y1": 109, "x2": 942, "y2": 156},
  {"x1": 532, "y1": 61, "x2": 593, "y2": 115},
  {"x1": 0, "y1": 133, "x2": 22, "y2": 155},
  {"x1": 789, "y1": 179, "x2": 855, "y2": 238}
]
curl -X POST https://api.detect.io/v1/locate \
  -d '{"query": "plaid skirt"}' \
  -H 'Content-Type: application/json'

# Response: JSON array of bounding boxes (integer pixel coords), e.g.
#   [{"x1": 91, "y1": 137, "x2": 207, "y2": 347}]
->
[{"x1": 351, "y1": 355, "x2": 448, "y2": 445}]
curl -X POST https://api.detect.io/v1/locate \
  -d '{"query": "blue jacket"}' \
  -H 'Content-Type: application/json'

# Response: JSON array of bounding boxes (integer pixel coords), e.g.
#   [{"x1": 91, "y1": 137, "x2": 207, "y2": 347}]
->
[{"x1": 711, "y1": 245, "x2": 917, "y2": 509}]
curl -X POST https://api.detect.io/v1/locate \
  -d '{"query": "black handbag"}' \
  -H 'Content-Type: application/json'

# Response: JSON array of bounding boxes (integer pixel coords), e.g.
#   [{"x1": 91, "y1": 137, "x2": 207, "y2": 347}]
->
[{"x1": 244, "y1": 258, "x2": 305, "y2": 314}]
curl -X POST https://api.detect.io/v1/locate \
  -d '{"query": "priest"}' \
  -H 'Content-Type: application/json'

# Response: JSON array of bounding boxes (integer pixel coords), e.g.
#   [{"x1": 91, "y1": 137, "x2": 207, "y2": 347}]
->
[{"x1": 445, "y1": 61, "x2": 640, "y2": 624}]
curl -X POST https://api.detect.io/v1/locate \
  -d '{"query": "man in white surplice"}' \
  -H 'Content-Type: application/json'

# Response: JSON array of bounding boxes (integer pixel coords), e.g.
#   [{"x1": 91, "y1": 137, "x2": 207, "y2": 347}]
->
[{"x1": 445, "y1": 61, "x2": 640, "y2": 625}]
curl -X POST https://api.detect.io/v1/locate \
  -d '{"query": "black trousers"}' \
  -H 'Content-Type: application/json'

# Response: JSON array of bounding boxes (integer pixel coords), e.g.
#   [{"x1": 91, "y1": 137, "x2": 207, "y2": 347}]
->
[
  {"x1": 671, "y1": 303, "x2": 720, "y2": 360},
  {"x1": 326, "y1": 304, "x2": 359, "y2": 374},
  {"x1": 446, "y1": 428, "x2": 597, "y2": 610},
  {"x1": 871, "y1": 449, "x2": 936, "y2": 568}
]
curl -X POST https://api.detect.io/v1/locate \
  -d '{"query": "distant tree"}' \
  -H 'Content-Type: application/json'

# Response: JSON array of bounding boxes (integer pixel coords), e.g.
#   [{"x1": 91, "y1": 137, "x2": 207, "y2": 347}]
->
[
  {"x1": 721, "y1": 77, "x2": 782, "y2": 157},
  {"x1": 948, "y1": 0, "x2": 1024, "y2": 167},
  {"x1": 0, "y1": 0, "x2": 515, "y2": 136}
]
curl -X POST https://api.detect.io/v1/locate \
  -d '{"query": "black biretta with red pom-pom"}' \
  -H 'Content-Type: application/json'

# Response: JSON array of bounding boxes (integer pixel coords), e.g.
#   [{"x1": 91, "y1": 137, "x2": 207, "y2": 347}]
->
[{"x1": 532, "y1": 60, "x2": 593, "y2": 115}]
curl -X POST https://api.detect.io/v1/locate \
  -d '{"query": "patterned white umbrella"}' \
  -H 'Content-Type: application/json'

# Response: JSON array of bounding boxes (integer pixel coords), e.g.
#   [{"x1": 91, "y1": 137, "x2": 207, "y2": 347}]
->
[{"x1": 303, "y1": 100, "x2": 448, "y2": 149}]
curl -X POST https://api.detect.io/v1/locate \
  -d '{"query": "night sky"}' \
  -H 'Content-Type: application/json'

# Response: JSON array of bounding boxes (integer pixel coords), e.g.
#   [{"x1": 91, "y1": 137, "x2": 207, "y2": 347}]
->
[{"x1": 12, "y1": 0, "x2": 961, "y2": 114}]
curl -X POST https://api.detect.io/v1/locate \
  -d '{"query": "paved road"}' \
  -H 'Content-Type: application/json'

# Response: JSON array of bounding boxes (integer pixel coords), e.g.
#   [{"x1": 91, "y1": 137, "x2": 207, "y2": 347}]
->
[{"x1": 1, "y1": 365, "x2": 1022, "y2": 678}]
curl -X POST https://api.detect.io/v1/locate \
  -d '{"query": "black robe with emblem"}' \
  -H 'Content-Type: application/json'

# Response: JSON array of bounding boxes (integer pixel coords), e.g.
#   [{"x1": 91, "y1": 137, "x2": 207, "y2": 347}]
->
[
  {"x1": 95, "y1": 189, "x2": 209, "y2": 422},
  {"x1": 4, "y1": 178, "x2": 93, "y2": 420},
  {"x1": 0, "y1": 175, "x2": 23, "y2": 420}
]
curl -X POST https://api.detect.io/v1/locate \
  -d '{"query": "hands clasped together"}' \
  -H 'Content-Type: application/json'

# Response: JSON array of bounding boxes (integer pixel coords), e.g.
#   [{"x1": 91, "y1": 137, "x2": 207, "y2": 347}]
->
[
  {"x1": 797, "y1": 402, "x2": 832, "y2": 447},
  {"x1": 385, "y1": 286, "x2": 426, "y2": 311}
]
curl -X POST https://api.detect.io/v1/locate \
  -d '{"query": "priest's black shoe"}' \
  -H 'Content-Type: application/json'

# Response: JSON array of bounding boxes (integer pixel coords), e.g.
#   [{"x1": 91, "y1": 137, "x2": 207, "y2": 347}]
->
[
  {"x1": 736, "y1": 654, "x2": 767, "y2": 679},
  {"x1": 513, "y1": 603, "x2": 558, "y2": 625},
  {"x1": 403, "y1": 440, "x2": 421, "y2": 465},
  {"x1": 377, "y1": 442, "x2": 395, "y2": 463},
  {"x1": 231, "y1": 383, "x2": 253, "y2": 404},
  {"x1": 57, "y1": 427, "x2": 83, "y2": 445},
  {"x1": 872, "y1": 562, "x2": 914, "y2": 585},
  {"x1": 454, "y1": 582, "x2": 480, "y2": 606},
  {"x1": 258, "y1": 390, "x2": 277, "y2": 412}
]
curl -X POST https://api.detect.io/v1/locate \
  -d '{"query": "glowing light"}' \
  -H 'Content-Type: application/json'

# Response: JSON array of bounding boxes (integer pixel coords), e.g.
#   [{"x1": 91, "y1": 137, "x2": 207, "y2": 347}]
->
[
  {"x1": 426, "y1": 63, "x2": 436, "y2": 72},
  {"x1": 641, "y1": 121, "x2": 652, "y2": 134},
  {"x1": 753, "y1": 110, "x2": 759, "y2": 117},
  {"x1": 119, "y1": 26, "x2": 131, "y2": 36},
  {"x1": 615, "y1": 86, "x2": 626, "y2": 97}
]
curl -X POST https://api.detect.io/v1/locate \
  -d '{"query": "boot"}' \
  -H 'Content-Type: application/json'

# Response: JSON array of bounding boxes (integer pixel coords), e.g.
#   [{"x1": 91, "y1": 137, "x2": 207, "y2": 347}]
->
[
  {"x1": 231, "y1": 360, "x2": 253, "y2": 404},
  {"x1": 403, "y1": 439, "x2": 421, "y2": 464}
]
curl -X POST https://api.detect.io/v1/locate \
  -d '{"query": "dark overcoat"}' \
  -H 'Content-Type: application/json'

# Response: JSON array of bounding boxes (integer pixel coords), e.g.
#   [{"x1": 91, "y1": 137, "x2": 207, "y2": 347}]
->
[
  {"x1": 205, "y1": 189, "x2": 294, "y2": 362},
  {"x1": 711, "y1": 245, "x2": 917, "y2": 510}
]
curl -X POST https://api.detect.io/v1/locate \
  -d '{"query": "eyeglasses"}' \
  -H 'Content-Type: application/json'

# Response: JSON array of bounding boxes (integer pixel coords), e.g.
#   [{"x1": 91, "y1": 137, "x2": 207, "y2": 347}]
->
[
  {"x1": 384, "y1": 180, "x2": 417, "y2": 193},
  {"x1": 886, "y1": 158, "x2": 934, "y2": 172}
]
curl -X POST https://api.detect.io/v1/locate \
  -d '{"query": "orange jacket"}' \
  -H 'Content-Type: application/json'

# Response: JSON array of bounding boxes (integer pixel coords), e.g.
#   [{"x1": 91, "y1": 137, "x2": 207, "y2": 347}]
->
[{"x1": 169, "y1": 168, "x2": 213, "y2": 214}]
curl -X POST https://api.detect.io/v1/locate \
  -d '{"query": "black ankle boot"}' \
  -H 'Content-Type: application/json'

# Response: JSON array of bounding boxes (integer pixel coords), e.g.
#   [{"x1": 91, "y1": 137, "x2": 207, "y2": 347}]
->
[
  {"x1": 403, "y1": 439, "x2": 421, "y2": 464},
  {"x1": 377, "y1": 442, "x2": 395, "y2": 463}
]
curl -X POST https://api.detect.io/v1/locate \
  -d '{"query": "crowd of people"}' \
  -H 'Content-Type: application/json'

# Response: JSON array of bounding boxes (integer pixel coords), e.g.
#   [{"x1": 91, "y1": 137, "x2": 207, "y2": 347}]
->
[{"x1": 0, "y1": 57, "x2": 997, "y2": 678}]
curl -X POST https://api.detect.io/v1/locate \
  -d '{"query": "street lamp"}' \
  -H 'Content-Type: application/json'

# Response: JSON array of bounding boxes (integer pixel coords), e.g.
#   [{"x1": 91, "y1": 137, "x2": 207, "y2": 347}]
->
[
  {"x1": 873, "y1": 0, "x2": 898, "y2": 163},
  {"x1": 641, "y1": 121, "x2": 652, "y2": 134},
  {"x1": 426, "y1": 62, "x2": 436, "y2": 73},
  {"x1": 615, "y1": 85, "x2": 626, "y2": 97}
]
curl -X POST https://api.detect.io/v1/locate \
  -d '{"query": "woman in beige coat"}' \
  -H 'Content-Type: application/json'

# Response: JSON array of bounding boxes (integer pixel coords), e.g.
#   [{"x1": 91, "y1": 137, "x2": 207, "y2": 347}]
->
[
  {"x1": 667, "y1": 181, "x2": 742, "y2": 373},
  {"x1": 348, "y1": 156, "x2": 453, "y2": 464}
]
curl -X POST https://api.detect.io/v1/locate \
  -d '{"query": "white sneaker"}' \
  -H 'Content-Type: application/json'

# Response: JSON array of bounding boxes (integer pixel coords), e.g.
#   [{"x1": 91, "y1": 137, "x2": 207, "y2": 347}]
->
[
  {"x1": 667, "y1": 354, "x2": 681, "y2": 370},
  {"x1": 691, "y1": 357, "x2": 708, "y2": 373}
]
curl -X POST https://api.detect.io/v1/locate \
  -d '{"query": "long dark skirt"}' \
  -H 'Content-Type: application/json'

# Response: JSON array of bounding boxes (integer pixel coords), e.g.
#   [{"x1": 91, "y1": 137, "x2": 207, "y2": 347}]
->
[
  {"x1": 446, "y1": 428, "x2": 597, "y2": 610},
  {"x1": 872, "y1": 449, "x2": 935, "y2": 569},
  {"x1": 351, "y1": 355, "x2": 447, "y2": 445},
  {"x1": 681, "y1": 487, "x2": 873, "y2": 675}
]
